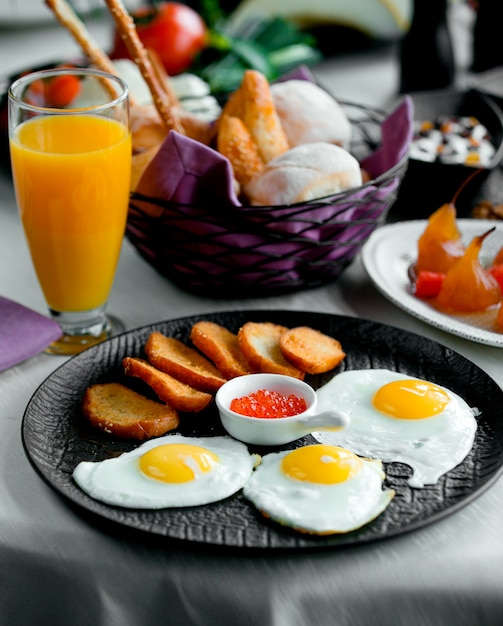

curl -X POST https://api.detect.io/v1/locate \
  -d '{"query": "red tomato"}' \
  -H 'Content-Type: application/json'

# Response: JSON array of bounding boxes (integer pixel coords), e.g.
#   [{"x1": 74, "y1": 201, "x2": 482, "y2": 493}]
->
[
  {"x1": 498, "y1": 303, "x2": 503, "y2": 329},
  {"x1": 414, "y1": 270, "x2": 445, "y2": 298},
  {"x1": 493, "y1": 246, "x2": 503, "y2": 266},
  {"x1": 45, "y1": 75, "x2": 81, "y2": 107},
  {"x1": 25, "y1": 66, "x2": 81, "y2": 108},
  {"x1": 488, "y1": 264, "x2": 503, "y2": 293},
  {"x1": 111, "y1": 2, "x2": 208, "y2": 76}
]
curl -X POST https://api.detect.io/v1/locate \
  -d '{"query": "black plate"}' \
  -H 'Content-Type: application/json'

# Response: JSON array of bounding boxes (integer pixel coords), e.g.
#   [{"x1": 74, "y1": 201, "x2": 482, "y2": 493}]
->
[{"x1": 22, "y1": 310, "x2": 503, "y2": 551}]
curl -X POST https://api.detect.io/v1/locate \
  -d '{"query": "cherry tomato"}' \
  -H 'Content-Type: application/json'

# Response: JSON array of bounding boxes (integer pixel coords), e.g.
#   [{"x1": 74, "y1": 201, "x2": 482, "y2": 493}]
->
[
  {"x1": 111, "y1": 2, "x2": 208, "y2": 76},
  {"x1": 488, "y1": 264, "x2": 503, "y2": 293},
  {"x1": 498, "y1": 303, "x2": 503, "y2": 329},
  {"x1": 25, "y1": 67, "x2": 81, "y2": 108},
  {"x1": 45, "y1": 74, "x2": 81, "y2": 107},
  {"x1": 414, "y1": 270, "x2": 445, "y2": 298},
  {"x1": 493, "y1": 246, "x2": 503, "y2": 266}
]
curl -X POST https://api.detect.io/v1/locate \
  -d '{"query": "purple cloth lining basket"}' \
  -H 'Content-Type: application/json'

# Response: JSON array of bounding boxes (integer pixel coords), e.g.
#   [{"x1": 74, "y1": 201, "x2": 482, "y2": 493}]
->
[{"x1": 127, "y1": 99, "x2": 412, "y2": 297}]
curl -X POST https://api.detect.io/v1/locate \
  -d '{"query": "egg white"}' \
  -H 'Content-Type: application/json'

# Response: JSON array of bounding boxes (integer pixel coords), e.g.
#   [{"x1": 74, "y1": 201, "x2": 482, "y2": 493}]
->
[
  {"x1": 313, "y1": 369, "x2": 478, "y2": 488},
  {"x1": 73, "y1": 434, "x2": 259, "y2": 509},
  {"x1": 243, "y1": 446, "x2": 394, "y2": 535}
]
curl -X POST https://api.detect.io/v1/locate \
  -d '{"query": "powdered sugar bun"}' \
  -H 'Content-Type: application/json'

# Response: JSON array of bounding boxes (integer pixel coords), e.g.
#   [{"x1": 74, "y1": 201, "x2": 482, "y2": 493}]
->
[
  {"x1": 243, "y1": 142, "x2": 362, "y2": 206},
  {"x1": 271, "y1": 80, "x2": 352, "y2": 150}
]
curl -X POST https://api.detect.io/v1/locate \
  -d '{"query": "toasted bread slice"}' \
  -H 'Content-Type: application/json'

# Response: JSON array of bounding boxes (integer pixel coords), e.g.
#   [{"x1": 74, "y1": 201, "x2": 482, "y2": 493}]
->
[
  {"x1": 82, "y1": 382, "x2": 179, "y2": 440},
  {"x1": 237, "y1": 322, "x2": 304, "y2": 379},
  {"x1": 217, "y1": 114, "x2": 264, "y2": 187},
  {"x1": 123, "y1": 357, "x2": 212, "y2": 413},
  {"x1": 279, "y1": 326, "x2": 346, "y2": 374},
  {"x1": 145, "y1": 332, "x2": 227, "y2": 393},
  {"x1": 190, "y1": 321, "x2": 254, "y2": 379}
]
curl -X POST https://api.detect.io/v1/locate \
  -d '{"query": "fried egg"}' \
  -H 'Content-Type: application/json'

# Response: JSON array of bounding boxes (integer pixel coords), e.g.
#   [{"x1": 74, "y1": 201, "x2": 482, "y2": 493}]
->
[
  {"x1": 243, "y1": 444, "x2": 394, "y2": 535},
  {"x1": 313, "y1": 369, "x2": 478, "y2": 488},
  {"x1": 73, "y1": 434, "x2": 259, "y2": 508}
]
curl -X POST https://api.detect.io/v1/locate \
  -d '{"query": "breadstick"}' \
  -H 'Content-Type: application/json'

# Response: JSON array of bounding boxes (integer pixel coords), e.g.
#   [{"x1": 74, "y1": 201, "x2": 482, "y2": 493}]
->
[
  {"x1": 146, "y1": 48, "x2": 172, "y2": 98},
  {"x1": 104, "y1": 0, "x2": 184, "y2": 134},
  {"x1": 45, "y1": 0, "x2": 121, "y2": 101}
]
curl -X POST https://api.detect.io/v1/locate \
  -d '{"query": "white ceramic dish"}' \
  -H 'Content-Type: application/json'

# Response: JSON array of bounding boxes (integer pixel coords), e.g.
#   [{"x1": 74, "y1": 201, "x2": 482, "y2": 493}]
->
[
  {"x1": 361, "y1": 219, "x2": 503, "y2": 348},
  {"x1": 215, "y1": 373, "x2": 348, "y2": 446}
]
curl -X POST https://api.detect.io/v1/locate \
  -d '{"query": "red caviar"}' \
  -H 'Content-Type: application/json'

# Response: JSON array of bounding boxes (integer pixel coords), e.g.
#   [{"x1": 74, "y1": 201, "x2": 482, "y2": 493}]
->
[{"x1": 230, "y1": 389, "x2": 307, "y2": 419}]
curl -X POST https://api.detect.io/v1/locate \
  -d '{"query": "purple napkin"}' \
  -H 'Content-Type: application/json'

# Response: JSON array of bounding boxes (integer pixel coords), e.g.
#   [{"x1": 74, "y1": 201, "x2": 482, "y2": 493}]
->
[
  {"x1": 361, "y1": 96, "x2": 414, "y2": 177},
  {"x1": 135, "y1": 131, "x2": 240, "y2": 215},
  {"x1": 0, "y1": 296, "x2": 62, "y2": 371}
]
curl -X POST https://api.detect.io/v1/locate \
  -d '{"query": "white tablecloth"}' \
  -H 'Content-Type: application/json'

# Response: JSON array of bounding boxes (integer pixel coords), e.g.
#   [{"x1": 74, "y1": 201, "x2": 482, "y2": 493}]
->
[{"x1": 1, "y1": 12, "x2": 502, "y2": 626}]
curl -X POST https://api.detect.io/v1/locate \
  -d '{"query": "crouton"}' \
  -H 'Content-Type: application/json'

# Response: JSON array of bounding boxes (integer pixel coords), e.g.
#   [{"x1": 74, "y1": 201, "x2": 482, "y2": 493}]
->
[
  {"x1": 123, "y1": 357, "x2": 212, "y2": 412},
  {"x1": 145, "y1": 332, "x2": 227, "y2": 393},
  {"x1": 190, "y1": 321, "x2": 254, "y2": 379},
  {"x1": 237, "y1": 322, "x2": 304, "y2": 379},
  {"x1": 82, "y1": 382, "x2": 179, "y2": 440},
  {"x1": 279, "y1": 326, "x2": 345, "y2": 374}
]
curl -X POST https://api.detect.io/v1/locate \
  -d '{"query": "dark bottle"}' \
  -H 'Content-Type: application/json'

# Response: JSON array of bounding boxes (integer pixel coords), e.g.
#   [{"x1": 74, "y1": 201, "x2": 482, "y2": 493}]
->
[
  {"x1": 399, "y1": 0, "x2": 455, "y2": 93},
  {"x1": 472, "y1": 0, "x2": 503, "y2": 73}
]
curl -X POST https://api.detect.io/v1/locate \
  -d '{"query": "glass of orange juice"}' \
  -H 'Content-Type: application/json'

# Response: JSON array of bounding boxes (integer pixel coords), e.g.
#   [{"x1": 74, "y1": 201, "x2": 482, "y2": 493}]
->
[{"x1": 8, "y1": 67, "x2": 132, "y2": 355}]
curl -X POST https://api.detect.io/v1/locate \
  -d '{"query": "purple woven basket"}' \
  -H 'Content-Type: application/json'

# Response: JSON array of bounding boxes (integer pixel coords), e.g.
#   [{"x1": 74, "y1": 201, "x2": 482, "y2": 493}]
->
[{"x1": 127, "y1": 101, "x2": 409, "y2": 297}]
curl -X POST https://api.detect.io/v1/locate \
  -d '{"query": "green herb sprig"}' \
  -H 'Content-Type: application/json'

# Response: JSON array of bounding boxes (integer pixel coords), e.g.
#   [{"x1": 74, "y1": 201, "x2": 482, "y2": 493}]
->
[{"x1": 192, "y1": 2, "x2": 322, "y2": 95}]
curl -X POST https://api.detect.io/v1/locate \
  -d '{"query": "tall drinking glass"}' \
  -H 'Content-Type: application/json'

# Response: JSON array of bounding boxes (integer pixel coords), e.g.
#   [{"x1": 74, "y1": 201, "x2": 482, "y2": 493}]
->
[{"x1": 8, "y1": 67, "x2": 131, "y2": 355}]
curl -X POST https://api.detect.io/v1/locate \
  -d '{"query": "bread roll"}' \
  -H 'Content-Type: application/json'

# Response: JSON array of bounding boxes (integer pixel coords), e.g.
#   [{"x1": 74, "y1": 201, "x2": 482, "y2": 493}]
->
[
  {"x1": 239, "y1": 70, "x2": 289, "y2": 163},
  {"x1": 131, "y1": 104, "x2": 212, "y2": 155},
  {"x1": 243, "y1": 142, "x2": 362, "y2": 206},
  {"x1": 216, "y1": 114, "x2": 264, "y2": 188},
  {"x1": 218, "y1": 70, "x2": 289, "y2": 164},
  {"x1": 271, "y1": 80, "x2": 352, "y2": 150},
  {"x1": 131, "y1": 104, "x2": 167, "y2": 154}
]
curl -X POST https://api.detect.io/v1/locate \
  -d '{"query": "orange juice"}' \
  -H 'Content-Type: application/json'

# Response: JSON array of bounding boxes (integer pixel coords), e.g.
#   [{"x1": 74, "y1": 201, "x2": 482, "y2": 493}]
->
[{"x1": 10, "y1": 114, "x2": 131, "y2": 312}]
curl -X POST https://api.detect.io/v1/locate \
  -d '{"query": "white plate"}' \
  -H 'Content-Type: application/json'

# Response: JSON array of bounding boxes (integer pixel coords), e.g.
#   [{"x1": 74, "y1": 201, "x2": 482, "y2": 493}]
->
[{"x1": 361, "y1": 219, "x2": 503, "y2": 347}]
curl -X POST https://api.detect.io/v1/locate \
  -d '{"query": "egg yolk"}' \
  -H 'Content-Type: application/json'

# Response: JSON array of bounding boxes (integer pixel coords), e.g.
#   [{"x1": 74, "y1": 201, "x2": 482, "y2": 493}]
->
[
  {"x1": 372, "y1": 379, "x2": 450, "y2": 419},
  {"x1": 139, "y1": 443, "x2": 219, "y2": 483},
  {"x1": 281, "y1": 445, "x2": 362, "y2": 484}
]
